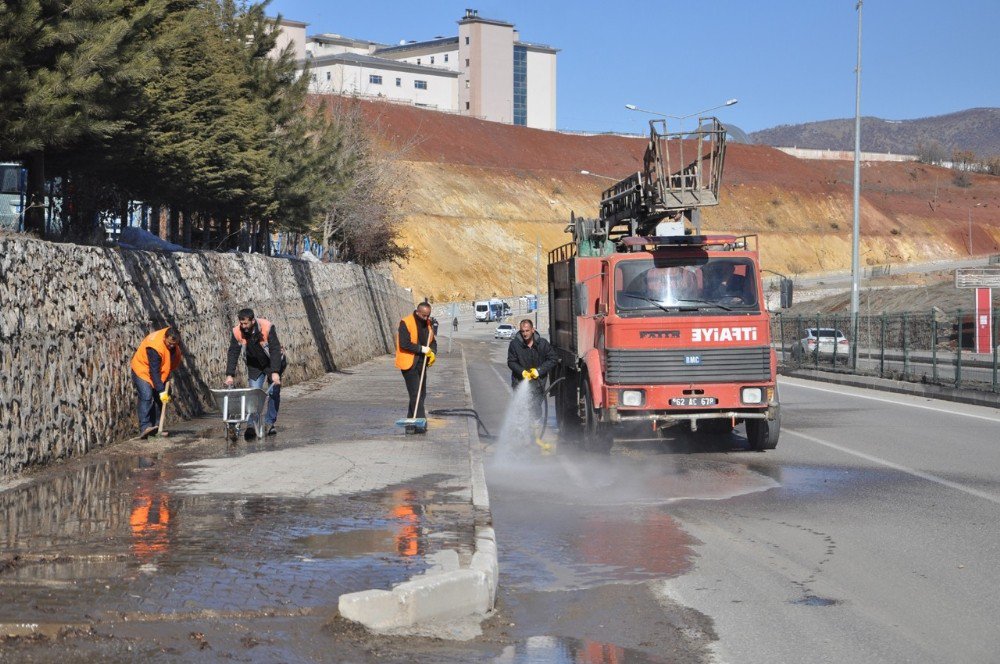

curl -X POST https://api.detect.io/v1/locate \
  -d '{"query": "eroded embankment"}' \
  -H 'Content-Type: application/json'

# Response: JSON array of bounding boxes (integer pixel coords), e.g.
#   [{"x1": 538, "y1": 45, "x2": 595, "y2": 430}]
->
[{"x1": 348, "y1": 99, "x2": 1000, "y2": 302}]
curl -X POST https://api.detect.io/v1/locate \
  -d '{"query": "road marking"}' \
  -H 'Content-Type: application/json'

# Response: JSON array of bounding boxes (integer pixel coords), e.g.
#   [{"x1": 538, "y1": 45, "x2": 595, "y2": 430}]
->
[
  {"x1": 784, "y1": 427, "x2": 1000, "y2": 506},
  {"x1": 782, "y1": 378, "x2": 1000, "y2": 423},
  {"x1": 490, "y1": 363, "x2": 513, "y2": 394}
]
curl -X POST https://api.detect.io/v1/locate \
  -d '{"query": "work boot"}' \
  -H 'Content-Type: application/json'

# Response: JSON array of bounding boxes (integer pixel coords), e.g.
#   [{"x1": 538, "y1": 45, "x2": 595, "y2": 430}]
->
[
  {"x1": 139, "y1": 426, "x2": 158, "y2": 440},
  {"x1": 265, "y1": 424, "x2": 277, "y2": 436},
  {"x1": 244, "y1": 427, "x2": 256, "y2": 441}
]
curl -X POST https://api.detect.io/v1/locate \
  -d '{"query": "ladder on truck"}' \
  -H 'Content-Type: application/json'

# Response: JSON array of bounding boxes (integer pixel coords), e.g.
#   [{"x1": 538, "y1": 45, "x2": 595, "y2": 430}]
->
[{"x1": 569, "y1": 117, "x2": 728, "y2": 255}]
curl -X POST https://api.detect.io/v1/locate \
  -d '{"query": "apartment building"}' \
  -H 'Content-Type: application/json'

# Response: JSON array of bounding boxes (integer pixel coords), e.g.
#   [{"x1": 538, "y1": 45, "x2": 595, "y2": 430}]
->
[{"x1": 278, "y1": 9, "x2": 557, "y2": 130}]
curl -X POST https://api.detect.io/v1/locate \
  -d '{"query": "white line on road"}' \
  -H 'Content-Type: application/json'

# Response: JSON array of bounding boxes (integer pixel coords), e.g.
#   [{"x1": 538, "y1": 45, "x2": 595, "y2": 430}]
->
[
  {"x1": 783, "y1": 378, "x2": 1000, "y2": 423},
  {"x1": 784, "y1": 427, "x2": 1000, "y2": 506}
]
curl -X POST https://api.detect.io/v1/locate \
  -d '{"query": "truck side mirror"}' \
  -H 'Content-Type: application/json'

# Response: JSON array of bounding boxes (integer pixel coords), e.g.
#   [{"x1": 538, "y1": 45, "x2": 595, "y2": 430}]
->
[
  {"x1": 574, "y1": 283, "x2": 588, "y2": 316},
  {"x1": 780, "y1": 278, "x2": 794, "y2": 309}
]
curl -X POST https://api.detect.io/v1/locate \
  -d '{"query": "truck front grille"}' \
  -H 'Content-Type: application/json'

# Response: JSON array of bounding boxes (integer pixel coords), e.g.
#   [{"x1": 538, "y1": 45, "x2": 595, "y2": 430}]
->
[{"x1": 606, "y1": 347, "x2": 770, "y2": 384}]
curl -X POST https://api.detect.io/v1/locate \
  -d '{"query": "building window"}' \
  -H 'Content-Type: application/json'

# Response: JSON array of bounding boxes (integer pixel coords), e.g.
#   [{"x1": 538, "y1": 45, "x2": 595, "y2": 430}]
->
[
  {"x1": 414, "y1": 80, "x2": 427, "y2": 90},
  {"x1": 465, "y1": 36, "x2": 470, "y2": 45},
  {"x1": 465, "y1": 101, "x2": 470, "y2": 110},
  {"x1": 417, "y1": 58, "x2": 421, "y2": 65},
  {"x1": 311, "y1": 73, "x2": 317, "y2": 82},
  {"x1": 369, "y1": 74, "x2": 383, "y2": 85},
  {"x1": 513, "y1": 46, "x2": 527, "y2": 126},
  {"x1": 326, "y1": 71, "x2": 331, "y2": 81},
  {"x1": 430, "y1": 56, "x2": 435, "y2": 64},
  {"x1": 395, "y1": 77, "x2": 401, "y2": 87},
  {"x1": 444, "y1": 54, "x2": 449, "y2": 62},
  {"x1": 465, "y1": 58, "x2": 470, "y2": 67},
  {"x1": 465, "y1": 80, "x2": 470, "y2": 89}
]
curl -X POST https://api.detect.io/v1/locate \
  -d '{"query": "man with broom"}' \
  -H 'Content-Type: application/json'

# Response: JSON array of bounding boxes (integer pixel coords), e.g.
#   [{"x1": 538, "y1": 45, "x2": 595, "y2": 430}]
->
[
  {"x1": 396, "y1": 301, "x2": 437, "y2": 434},
  {"x1": 130, "y1": 326, "x2": 183, "y2": 439}
]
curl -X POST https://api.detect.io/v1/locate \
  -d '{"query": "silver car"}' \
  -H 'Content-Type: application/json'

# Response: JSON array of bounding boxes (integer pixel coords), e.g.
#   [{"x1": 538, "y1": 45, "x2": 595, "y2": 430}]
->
[
  {"x1": 494, "y1": 323, "x2": 515, "y2": 339},
  {"x1": 796, "y1": 327, "x2": 849, "y2": 362}
]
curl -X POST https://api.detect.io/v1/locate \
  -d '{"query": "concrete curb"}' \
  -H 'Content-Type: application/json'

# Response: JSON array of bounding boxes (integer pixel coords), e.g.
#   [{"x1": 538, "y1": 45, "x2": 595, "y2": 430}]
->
[
  {"x1": 338, "y1": 347, "x2": 498, "y2": 631},
  {"x1": 782, "y1": 367, "x2": 1000, "y2": 409}
]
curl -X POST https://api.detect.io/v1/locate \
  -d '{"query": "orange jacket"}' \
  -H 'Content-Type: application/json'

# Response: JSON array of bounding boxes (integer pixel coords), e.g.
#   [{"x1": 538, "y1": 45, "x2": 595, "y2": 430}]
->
[
  {"x1": 130, "y1": 328, "x2": 182, "y2": 389},
  {"x1": 232, "y1": 318, "x2": 272, "y2": 350},
  {"x1": 395, "y1": 313, "x2": 435, "y2": 370}
]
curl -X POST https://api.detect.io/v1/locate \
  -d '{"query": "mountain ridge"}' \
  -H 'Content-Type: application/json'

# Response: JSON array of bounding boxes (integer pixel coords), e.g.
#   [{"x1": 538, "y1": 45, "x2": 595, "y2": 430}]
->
[{"x1": 749, "y1": 108, "x2": 1000, "y2": 159}]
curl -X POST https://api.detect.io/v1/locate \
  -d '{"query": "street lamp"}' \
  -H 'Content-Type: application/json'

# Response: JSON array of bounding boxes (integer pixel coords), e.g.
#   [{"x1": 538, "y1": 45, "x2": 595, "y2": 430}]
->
[
  {"x1": 624, "y1": 99, "x2": 738, "y2": 121},
  {"x1": 580, "y1": 169, "x2": 618, "y2": 181}
]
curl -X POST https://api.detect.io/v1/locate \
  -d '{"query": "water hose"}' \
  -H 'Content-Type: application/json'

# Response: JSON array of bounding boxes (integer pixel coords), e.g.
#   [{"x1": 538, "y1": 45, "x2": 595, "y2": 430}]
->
[{"x1": 427, "y1": 408, "x2": 493, "y2": 438}]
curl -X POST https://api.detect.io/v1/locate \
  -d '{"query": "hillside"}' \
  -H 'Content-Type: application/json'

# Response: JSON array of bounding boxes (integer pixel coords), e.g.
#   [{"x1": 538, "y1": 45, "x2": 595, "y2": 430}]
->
[
  {"x1": 345, "y1": 99, "x2": 1000, "y2": 302},
  {"x1": 749, "y1": 108, "x2": 1000, "y2": 159}
]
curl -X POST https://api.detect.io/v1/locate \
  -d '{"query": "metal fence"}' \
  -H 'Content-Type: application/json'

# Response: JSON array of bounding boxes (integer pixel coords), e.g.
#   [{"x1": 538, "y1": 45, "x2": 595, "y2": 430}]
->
[{"x1": 772, "y1": 310, "x2": 1000, "y2": 392}]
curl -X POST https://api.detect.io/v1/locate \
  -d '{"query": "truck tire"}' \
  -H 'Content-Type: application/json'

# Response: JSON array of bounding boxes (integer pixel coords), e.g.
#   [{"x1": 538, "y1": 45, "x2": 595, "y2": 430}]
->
[
  {"x1": 555, "y1": 371, "x2": 581, "y2": 443},
  {"x1": 582, "y1": 378, "x2": 613, "y2": 454},
  {"x1": 746, "y1": 414, "x2": 779, "y2": 451}
]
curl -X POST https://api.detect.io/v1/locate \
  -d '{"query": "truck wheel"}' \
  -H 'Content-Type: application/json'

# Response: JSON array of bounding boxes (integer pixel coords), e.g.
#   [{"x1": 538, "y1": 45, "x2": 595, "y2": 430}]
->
[
  {"x1": 746, "y1": 415, "x2": 779, "y2": 451},
  {"x1": 582, "y1": 379, "x2": 613, "y2": 454},
  {"x1": 555, "y1": 374, "x2": 581, "y2": 443}
]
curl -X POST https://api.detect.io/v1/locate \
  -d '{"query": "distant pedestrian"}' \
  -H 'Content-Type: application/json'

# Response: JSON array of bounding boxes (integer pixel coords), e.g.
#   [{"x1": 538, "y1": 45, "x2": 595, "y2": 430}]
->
[
  {"x1": 130, "y1": 327, "x2": 183, "y2": 439},
  {"x1": 507, "y1": 319, "x2": 557, "y2": 422},
  {"x1": 396, "y1": 302, "x2": 437, "y2": 431},
  {"x1": 453, "y1": 317, "x2": 459, "y2": 332},
  {"x1": 225, "y1": 308, "x2": 284, "y2": 439}
]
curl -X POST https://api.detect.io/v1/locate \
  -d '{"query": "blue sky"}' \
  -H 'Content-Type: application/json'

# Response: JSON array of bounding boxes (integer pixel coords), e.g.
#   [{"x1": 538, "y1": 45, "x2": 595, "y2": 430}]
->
[{"x1": 266, "y1": 0, "x2": 999, "y2": 134}]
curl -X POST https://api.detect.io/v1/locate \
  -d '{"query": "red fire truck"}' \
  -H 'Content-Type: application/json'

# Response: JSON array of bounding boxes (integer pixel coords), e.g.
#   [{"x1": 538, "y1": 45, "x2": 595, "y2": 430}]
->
[{"x1": 548, "y1": 117, "x2": 782, "y2": 452}]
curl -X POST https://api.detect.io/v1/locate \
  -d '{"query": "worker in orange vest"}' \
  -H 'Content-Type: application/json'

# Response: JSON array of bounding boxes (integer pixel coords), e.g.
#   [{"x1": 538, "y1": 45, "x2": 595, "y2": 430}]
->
[
  {"x1": 225, "y1": 308, "x2": 284, "y2": 439},
  {"x1": 130, "y1": 327, "x2": 183, "y2": 439},
  {"x1": 395, "y1": 301, "x2": 437, "y2": 431}
]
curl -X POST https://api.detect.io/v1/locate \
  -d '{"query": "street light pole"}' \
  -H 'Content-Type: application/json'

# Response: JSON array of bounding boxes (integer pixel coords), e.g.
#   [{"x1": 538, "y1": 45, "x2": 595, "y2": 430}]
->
[
  {"x1": 624, "y1": 99, "x2": 738, "y2": 121},
  {"x1": 850, "y1": 0, "x2": 863, "y2": 369}
]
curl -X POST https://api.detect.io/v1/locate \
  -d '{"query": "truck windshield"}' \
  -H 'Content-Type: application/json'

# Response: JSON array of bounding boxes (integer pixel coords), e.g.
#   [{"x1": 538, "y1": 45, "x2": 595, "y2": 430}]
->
[{"x1": 614, "y1": 257, "x2": 759, "y2": 315}]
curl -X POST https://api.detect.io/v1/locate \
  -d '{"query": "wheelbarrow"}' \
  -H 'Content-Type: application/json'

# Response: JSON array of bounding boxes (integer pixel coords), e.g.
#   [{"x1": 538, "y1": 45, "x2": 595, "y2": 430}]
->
[{"x1": 210, "y1": 388, "x2": 269, "y2": 442}]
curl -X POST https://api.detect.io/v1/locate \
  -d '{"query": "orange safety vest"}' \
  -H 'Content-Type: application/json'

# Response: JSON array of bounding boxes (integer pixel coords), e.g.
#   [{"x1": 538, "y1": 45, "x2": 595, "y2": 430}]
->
[
  {"x1": 395, "y1": 313, "x2": 435, "y2": 370},
  {"x1": 232, "y1": 318, "x2": 273, "y2": 352},
  {"x1": 130, "y1": 328, "x2": 182, "y2": 387}
]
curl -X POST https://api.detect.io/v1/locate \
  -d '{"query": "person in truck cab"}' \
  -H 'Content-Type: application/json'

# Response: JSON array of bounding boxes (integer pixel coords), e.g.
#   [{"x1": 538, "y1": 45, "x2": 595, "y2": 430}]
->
[{"x1": 645, "y1": 267, "x2": 697, "y2": 302}]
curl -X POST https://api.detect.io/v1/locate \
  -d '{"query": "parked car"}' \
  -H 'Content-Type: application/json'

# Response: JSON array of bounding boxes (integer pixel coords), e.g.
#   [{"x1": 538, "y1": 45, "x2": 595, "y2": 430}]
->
[
  {"x1": 794, "y1": 327, "x2": 849, "y2": 362},
  {"x1": 494, "y1": 323, "x2": 516, "y2": 339}
]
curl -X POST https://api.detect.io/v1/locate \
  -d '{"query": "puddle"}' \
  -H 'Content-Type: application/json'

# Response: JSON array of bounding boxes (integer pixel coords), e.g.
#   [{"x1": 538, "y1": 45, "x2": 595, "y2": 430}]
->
[
  {"x1": 0, "y1": 455, "x2": 473, "y2": 625},
  {"x1": 496, "y1": 635, "x2": 668, "y2": 663},
  {"x1": 793, "y1": 595, "x2": 840, "y2": 607}
]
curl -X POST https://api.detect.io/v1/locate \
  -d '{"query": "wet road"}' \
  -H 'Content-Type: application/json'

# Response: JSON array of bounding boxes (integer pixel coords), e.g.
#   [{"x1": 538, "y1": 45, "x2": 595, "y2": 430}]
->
[{"x1": 463, "y1": 332, "x2": 1000, "y2": 664}]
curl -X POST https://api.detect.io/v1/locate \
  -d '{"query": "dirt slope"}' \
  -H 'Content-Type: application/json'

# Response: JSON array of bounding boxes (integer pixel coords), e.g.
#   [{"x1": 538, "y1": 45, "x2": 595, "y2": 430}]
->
[{"x1": 348, "y1": 99, "x2": 1000, "y2": 302}]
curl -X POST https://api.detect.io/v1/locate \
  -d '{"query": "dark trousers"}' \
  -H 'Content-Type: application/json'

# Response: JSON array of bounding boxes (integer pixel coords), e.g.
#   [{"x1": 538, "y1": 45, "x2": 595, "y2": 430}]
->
[
  {"x1": 248, "y1": 374, "x2": 280, "y2": 425},
  {"x1": 132, "y1": 370, "x2": 161, "y2": 431},
  {"x1": 402, "y1": 364, "x2": 428, "y2": 419}
]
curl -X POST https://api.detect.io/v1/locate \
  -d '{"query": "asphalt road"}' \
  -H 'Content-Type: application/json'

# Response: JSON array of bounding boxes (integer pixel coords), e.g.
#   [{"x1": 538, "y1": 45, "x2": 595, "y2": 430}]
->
[{"x1": 461, "y1": 328, "x2": 1000, "y2": 663}]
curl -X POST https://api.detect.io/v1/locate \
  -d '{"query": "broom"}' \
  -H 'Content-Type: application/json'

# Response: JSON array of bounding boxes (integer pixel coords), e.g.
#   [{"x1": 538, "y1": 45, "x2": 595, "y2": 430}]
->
[{"x1": 395, "y1": 354, "x2": 429, "y2": 432}]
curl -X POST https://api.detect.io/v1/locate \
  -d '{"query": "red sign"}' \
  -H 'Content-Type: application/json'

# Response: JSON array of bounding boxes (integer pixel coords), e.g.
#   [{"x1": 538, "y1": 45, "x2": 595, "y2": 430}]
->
[{"x1": 975, "y1": 287, "x2": 992, "y2": 354}]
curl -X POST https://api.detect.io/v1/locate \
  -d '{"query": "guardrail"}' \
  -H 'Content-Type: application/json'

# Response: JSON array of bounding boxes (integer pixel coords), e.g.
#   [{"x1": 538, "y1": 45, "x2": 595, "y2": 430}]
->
[{"x1": 772, "y1": 310, "x2": 999, "y2": 392}]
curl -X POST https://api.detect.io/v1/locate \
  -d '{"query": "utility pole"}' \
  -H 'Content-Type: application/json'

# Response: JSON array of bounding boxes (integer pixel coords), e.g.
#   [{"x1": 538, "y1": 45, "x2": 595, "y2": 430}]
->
[
  {"x1": 535, "y1": 236, "x2": 541, "y2": 329},
  {"x1": 850, "y1": 0, "x2": 863, "y2": 369}
]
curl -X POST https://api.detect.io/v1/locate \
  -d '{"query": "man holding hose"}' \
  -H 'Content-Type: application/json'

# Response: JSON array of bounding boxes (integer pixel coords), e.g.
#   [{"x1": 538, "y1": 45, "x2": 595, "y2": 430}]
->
[
  {"x1": 396, "y1": 301, "x2": 437, "y2": 432},
  {"x1": 507, "y1": 319, "x2": 557, "y2": 423}
]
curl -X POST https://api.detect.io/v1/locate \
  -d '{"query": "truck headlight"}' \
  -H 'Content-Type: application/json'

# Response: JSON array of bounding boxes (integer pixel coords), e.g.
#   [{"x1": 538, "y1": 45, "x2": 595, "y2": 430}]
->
[
  {"x1": 741, "y1": 387, "x2": 763, "y2": 404},
  {"x1": 621, "y1": 390, "x2": 644, "y2": 407}
]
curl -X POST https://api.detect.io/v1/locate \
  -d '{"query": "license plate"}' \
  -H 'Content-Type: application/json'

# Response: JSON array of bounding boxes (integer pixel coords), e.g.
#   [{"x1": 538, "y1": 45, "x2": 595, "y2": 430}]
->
[{"x1": 670, "y1": 397, "x2": 718, "y2": 407}]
